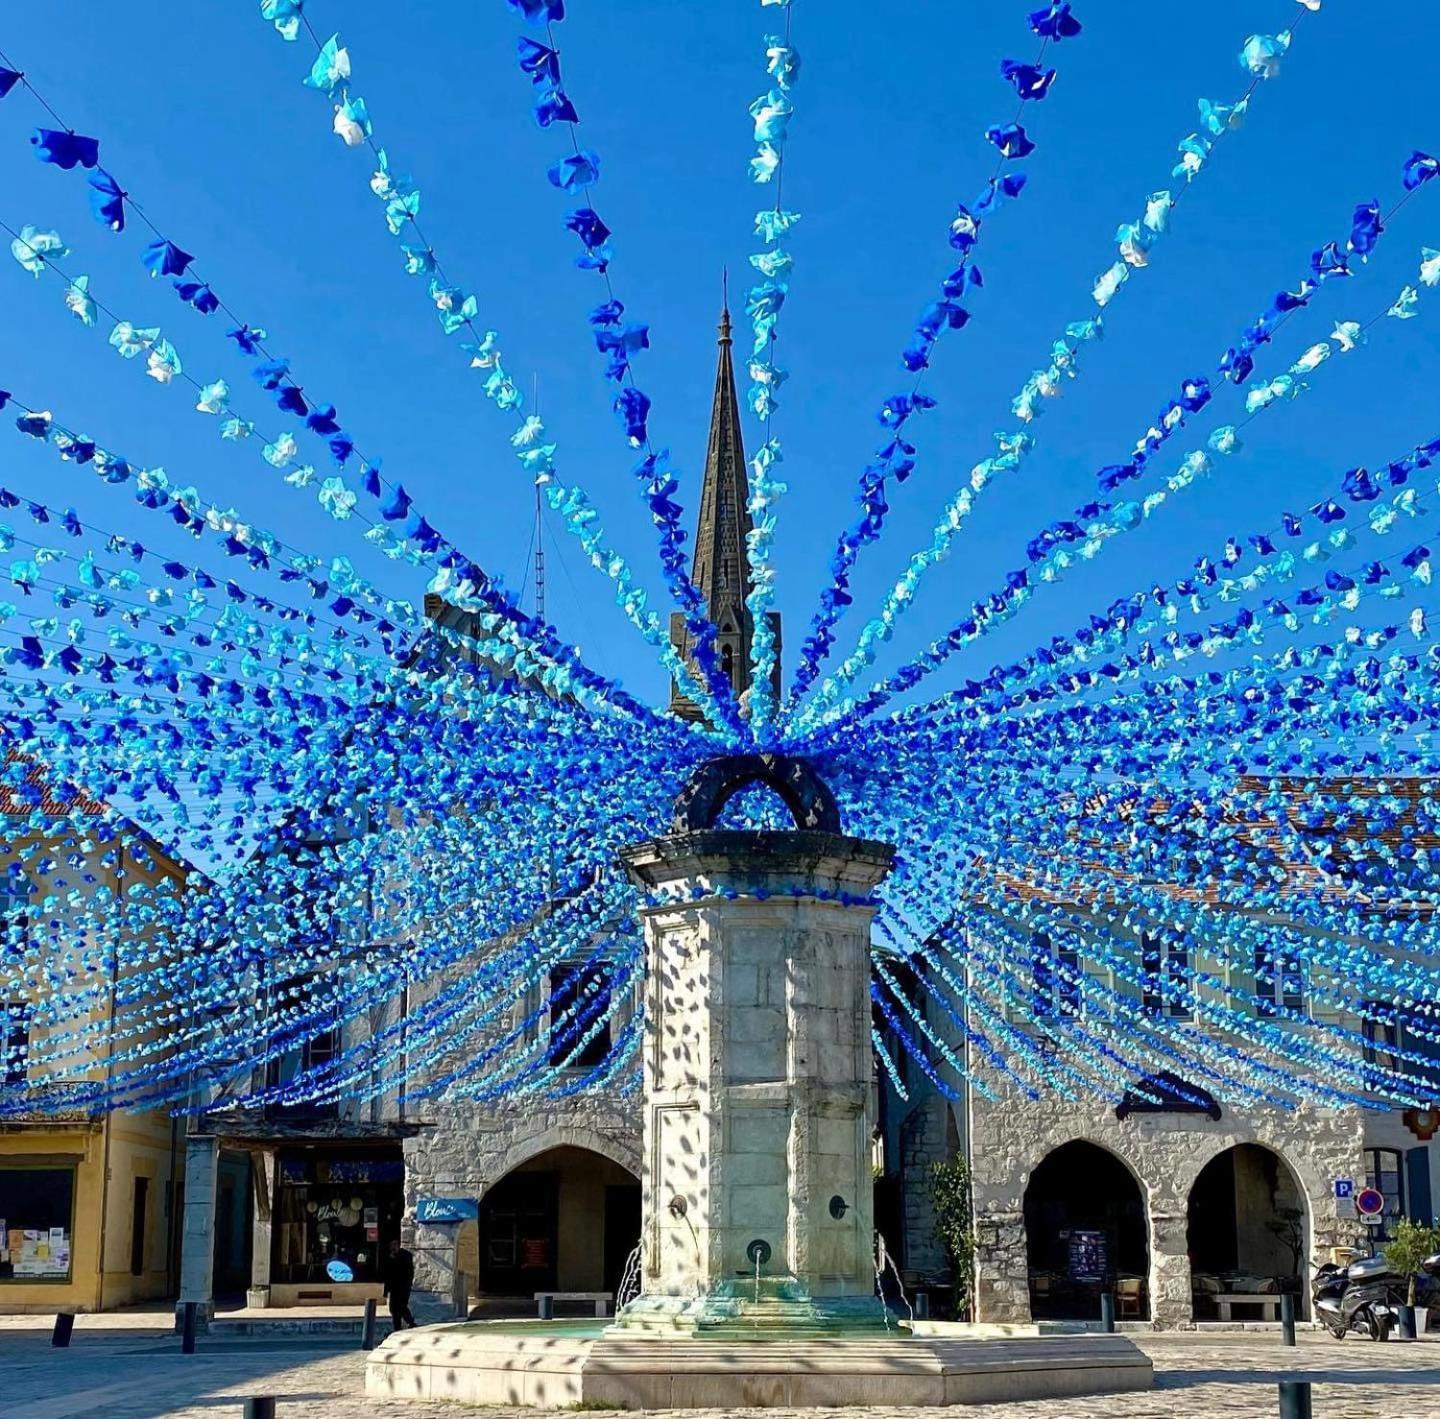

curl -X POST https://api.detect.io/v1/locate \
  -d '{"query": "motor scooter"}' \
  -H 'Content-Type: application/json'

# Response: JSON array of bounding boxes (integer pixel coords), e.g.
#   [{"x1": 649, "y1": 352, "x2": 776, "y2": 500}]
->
[{"x1": 1313, "y1": 1255, "x2": 1398, "y2": 1340}]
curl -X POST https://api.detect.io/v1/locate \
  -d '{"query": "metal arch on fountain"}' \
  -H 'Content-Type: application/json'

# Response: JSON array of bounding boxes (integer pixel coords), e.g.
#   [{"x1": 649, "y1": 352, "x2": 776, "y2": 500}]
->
[{"x1": 669, "y1": 753, "x2": 842, "y2": 835}]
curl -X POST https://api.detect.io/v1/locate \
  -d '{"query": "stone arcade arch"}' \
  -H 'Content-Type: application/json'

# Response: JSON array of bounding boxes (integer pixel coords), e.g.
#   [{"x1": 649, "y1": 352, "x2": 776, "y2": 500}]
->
[
  {"x1": 1023, "y1": 1140, "x2": 1150, "y2": 1321},
  {"x1": 1186, "y1": 1142, "x2": 1308, "y2": 1321},
  {"x1": 469, "y1": 1140, "x2": 641, "y2": 1304}
]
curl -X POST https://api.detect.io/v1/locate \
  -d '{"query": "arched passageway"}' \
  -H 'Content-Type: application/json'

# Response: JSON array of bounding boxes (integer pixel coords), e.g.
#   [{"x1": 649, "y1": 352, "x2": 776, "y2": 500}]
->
[
  {"x1": 1187, "y1": 1143, "x2": 1307, "y2": 1321},
  {"x1": 1023, "y1": 1141, "x2": 1149, "y2": 1321},
  {"x1": 475, "y1": 1145, "x2": 640, "y2": 1299}
]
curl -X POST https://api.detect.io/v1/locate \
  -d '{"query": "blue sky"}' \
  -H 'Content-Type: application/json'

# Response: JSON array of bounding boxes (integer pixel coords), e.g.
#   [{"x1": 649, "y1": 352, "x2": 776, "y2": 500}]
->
[{"x1": 0, "y1": 1, "x2": 1436, "y2": 717}]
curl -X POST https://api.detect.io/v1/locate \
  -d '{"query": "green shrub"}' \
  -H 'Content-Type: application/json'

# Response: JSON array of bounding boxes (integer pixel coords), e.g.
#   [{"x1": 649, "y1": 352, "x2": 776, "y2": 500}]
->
[{"x1": 929, "y1": 1156, "x2": 975, "y2": 1320}]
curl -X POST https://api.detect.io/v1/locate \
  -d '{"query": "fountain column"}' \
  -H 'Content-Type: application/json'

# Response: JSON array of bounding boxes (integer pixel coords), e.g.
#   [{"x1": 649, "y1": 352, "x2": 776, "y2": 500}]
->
[{"x1": 616, "y1": 755, "x2": 895, "y2": 1331}]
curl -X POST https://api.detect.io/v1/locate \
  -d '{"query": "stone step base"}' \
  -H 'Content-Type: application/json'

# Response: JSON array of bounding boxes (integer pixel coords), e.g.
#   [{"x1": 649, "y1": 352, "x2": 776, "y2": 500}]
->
[{"x1": 366, "y1": 1321, "x2": 1154, "y2": 1408}]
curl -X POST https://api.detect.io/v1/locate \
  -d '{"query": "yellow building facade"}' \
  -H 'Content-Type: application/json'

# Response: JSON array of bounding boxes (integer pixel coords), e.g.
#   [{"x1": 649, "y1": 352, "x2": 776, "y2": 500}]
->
[{"x1": 1, "y1": 760, "x2": 193, "y2": 1312}]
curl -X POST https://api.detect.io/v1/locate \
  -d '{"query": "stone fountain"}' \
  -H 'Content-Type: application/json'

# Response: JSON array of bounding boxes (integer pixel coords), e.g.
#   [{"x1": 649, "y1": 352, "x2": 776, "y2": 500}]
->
[{"x1": 367, "y1": 755, "x2": 1152, "y2": 1408}]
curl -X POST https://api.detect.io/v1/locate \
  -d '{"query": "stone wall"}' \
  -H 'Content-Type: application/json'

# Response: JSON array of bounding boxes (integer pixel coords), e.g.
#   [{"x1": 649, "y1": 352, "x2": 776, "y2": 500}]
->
[
  {"x1": 401, "y1": 1094, "x2": 641, "y2": 1297},
  {"x1": 969, "y1": 1085, "x2": 1367, "y2": 1327}
]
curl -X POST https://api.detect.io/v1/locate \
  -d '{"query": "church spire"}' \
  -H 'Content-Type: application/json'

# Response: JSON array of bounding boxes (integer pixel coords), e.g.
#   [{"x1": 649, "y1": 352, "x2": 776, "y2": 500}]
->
[{"x1": 669, "y1": 286, "x2": 781, "y2": 721}]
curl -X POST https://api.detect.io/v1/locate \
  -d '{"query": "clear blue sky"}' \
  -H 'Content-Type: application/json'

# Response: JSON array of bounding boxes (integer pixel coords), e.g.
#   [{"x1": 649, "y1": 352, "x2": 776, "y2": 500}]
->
[{"x1": 0, "y1": 2, "x2": 1436, "y2": 714}]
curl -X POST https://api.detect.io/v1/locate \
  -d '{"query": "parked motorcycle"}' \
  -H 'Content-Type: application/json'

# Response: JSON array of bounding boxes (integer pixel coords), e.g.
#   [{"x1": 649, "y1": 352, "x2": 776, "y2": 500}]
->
[{"x1": 1313, "y1": 1255, "x2": 1399, "y2": 1340}]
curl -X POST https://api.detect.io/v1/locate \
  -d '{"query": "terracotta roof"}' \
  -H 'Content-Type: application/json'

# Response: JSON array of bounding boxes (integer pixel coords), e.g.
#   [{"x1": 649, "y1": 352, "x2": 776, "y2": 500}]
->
[{"x1": 0, "y1": 751, "x2": 107, "y2": 819}]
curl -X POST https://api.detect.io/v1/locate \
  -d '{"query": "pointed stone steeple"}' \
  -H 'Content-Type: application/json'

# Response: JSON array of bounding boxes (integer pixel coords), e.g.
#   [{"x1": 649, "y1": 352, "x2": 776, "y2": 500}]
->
[{"x1": 669, "y1": 289, "x2": 781, "y2": 720}]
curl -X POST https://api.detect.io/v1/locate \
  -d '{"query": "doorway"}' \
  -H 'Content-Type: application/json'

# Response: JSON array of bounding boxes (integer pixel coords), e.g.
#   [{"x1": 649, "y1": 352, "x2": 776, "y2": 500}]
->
[{"x1": 1023, "y1": 1140, "x2": 1149, "y2": 1320}]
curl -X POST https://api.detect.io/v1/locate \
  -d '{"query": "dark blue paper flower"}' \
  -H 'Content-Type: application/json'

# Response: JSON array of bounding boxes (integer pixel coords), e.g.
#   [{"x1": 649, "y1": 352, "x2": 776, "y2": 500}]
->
[
  {"x1": 535, "y1": 88, "x2": 579, "y2": 127},
  {"x1": 1348, "y1": 200, "x2": 1383, "y2": 257},
  {"x1": 174, "y1": 280, "x2": 219, "y2": 314},
  {"x1": 985, "y1": 122, "x2": 1035, "y2": 159},
  {"x1": 328, "y1": 431, "x2": 355, "y2": 465},
  {"x1": 588, "y1": 300, "x2": 624, "y2": 326},
  {"x1": 1310, "y1": 241, "x2": 1351, "y2": 281},
  {"x1": 252, "y1": 358, "x2": 291, "y2": 390},
  {"x1": 1028, "y1": 2, "x2": 1082, "y2": 39},
  {"x1": 614, "y1": 386, "x2": 650, "y2": 446},
  {"x1": 306, "y1": 404, "x2": 341, "y2": 436},
  {"x1": 1403, "y1": 150, "x2": 1438, "y2": 191},
  {"x1": 87, "y1": 169, "x2": 127, "y2": 231},
  {"x1": 548, "y1": 149, "x2": 599, "y2": 192},
  {"x1": 380, "y1": 484, "x2": 412, "y2": 521},
  {"x1": 1000, "y1": 60, "x2": 1057, "y2": 101},
  {"x1": 506, "y1": 0, "x2": 564, "y2": 21},
  {"x1": 0, "y1": 68, "x2": 22, "y2": 100},
  {"x1": 1342, "y1": 466, "x2": 1380, "y2": 502},
  {"x1": 31, "y1": 128, "x2": 100, "y2": 170},
  {"x1": 566, "y1": 206, "x2": 611, "y2": 250},
  {"x1": 1219, "y1": 346, "x2": 1254, "y2": 383},
  {"x1": 1179, "y1": 376, "x2": 1211, "y2": 413},
  {"x1": 142, "y1": 238, "x2": 194, "y2": 278},
  {"x1": 275, "y1": 385, "x2": 308, "y2": 418},
  {"x1": 517, "y1": 36, "x2": 562, "y2": 86},
  {"x1": 227, "y1": 324, "x2": 266, "y2": 355}
]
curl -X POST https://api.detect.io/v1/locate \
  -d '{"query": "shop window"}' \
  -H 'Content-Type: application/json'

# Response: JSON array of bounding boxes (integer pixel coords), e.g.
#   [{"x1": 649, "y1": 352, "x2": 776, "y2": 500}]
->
[
  {"x1": 0, "y1": 1164, "x2": 76, "y2": 1282},
  {"x1": 3, "y1": 1003, "x2": 28, "y2": 1088},
  {"x1": 271, "y1": 1151, "x2": 403, "y2": 1286},
  {"x1": 1365, "y1": 1146, "x2": 1406, "y2": 1239},
  {"x1": 1253, "y1": 942, "x2": 1304, "y2": 1017},
  {"x1": 1141, "y1": 933, "x2": 1190, "y2": 1019},
  {"x1": 547, "y1": 964, "x2": 612, "y2": 1068}
]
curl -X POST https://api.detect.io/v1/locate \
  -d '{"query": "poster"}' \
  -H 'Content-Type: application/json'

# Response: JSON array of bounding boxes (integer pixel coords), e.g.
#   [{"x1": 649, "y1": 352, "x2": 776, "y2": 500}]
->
[{"x1": 1066, "y1": 1229, "x2": 1109, "y2": 1285}]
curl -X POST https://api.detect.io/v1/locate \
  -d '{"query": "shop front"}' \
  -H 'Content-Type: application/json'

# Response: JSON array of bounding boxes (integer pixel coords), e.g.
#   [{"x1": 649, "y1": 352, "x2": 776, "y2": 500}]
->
[{"x1": 269, "y1": 1144, "x2": 404, "y2": 1306}]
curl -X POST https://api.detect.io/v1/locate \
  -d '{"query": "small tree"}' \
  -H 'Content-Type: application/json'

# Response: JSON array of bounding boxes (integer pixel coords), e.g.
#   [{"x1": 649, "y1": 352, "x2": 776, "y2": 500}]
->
[
  {"x1": 1382, "y1": 1218, "x2": 1440, "y2": 1306},
  {"x1": 929, "y1": 1156, "x2": 975, "y2": 1320}
]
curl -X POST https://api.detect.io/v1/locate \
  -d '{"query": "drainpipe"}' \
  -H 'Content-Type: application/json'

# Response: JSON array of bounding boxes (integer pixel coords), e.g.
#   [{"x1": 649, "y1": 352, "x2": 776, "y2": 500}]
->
[{"x1": 93, "y1": 840, "x2": 123, "y2": 1313}]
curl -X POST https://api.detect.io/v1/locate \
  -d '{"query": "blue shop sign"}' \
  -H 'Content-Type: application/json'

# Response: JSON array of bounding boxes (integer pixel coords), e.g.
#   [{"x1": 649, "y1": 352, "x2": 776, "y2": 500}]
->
[{"x1": 416, "y1": 1196, "x2": 478, "y2": 1224}]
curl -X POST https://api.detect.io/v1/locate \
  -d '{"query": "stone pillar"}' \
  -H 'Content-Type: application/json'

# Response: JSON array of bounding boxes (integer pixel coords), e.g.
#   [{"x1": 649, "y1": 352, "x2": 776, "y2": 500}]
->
[
  {"x1": 247, "y1": 1150, "x2": 276, "y2": 1307},
  {"x1": 176, "y1": 1133, "x2": 218, "y2": 1327},
  {"x1": 618, "y1": 827, "x2": 894, "y2": 1331},
  {"x1": 973, "y1": 1212, "x2": 1030, "y2": 1323},
  {"x1": 1148, "y1": 1210, "x2": 1192, "y2": 1328}
]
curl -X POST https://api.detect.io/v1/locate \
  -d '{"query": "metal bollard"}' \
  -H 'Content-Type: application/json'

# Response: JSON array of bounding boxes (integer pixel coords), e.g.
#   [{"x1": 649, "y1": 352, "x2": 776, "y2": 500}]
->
[
  {"x1": 361, "y1": 1297, "x2": 377, "y2": 1350},
  {"x1": 1278, "y1": 1380, "x2": 1313, "y2": 1419},
  {"x1": 1398, "y1": 1303, "x2": 1418, "y2": 1341},
  {"x1": 538, "y1": 1294, "x2": 554, "y2": 1320},
  {"x1": 243, "y1": 1400, "x2": 276, "y2": 1419},
  {"x1": 1280, "y1": 1292, "x2": 1296, "y2": 1347},
  {"x1": 51, "y1": 1313, "x2": 75, "y2": 1348},
  {"x1": 914, "y1": 1291, "x2": 930, "y2": 1320},
  {"x1": 1100, "y1": 1292, "x2": 1116, "y2": 1333},
  {"x1": 453, "y1": 1269, "x2": 469, "y2": 1320},
  {"x1": 181, "y1": 1300, "x2": 197, "y2": 1355}
]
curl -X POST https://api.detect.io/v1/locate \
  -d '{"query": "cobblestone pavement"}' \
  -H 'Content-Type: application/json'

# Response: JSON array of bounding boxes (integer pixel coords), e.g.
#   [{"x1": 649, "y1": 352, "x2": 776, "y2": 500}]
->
[{"x1": 3, "y1": 1332, "x2": 1439, "y2": 1418}]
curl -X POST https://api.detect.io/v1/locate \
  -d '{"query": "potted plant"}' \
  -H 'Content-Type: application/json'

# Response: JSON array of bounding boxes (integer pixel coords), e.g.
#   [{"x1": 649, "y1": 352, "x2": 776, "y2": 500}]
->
[{"x1": 1382, "y1": 1219, "x2": 1440, "y2": 1335}]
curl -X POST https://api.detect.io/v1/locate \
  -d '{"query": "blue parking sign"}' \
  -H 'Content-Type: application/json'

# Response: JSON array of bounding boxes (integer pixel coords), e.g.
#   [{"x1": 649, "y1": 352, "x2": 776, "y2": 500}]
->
[{"x1": 1334, "y1": 1178, "x2": 1354, "y2": 1199}]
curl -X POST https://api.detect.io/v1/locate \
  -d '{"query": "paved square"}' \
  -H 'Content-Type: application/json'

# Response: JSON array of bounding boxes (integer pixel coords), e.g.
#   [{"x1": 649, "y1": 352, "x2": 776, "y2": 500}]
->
[{"x1": 4, "y1": 1332, "x2": 1440, "y2": 1418}]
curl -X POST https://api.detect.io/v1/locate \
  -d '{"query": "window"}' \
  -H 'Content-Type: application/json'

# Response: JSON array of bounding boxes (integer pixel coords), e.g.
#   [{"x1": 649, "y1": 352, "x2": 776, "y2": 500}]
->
[
  {"x1": 1141, "y1": 933, "x2": 1190, "y2": 1019},
  {"x1": 1032, "y1": 933, "x2": 1081, "y2": 1021},
  {"x1": 1253, "y1": 942, "x2": 1304, "y2": 1017},
  {"x1": 1362, "y1": 1002, "x2": 1400, "y2": 1074},
  {"x1": 0, "y1": 1164, "x2": 77, "y2": 1281},
  {"x1": 3, "y1": 1004, "x2": 28, "y2": 1088},
  {"x1": 1365, "y1": 1146, "x2": 1406, "y2": 1239},
  {"x1": 547, "y1": 964, "x2": 612, "y2": 1067},
  {"x1": 0, "y1": 869, "x2": 30, "y2": 954}
]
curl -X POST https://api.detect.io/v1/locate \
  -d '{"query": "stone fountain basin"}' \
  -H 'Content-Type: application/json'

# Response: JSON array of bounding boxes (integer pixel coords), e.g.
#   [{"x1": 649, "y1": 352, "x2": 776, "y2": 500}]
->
[{"x1": 365, "y1": 1318, "x2": 1153, "y2": 1408}]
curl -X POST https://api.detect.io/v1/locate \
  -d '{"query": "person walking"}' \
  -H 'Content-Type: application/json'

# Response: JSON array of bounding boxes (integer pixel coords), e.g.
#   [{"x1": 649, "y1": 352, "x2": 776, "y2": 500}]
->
[{"x1": 383, "y1": 1237, "x2": 417, "y2": 1331}]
